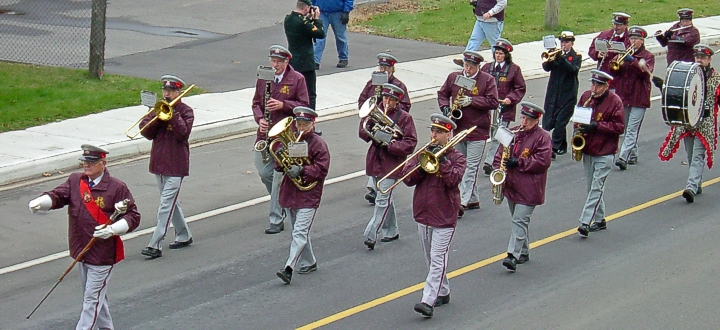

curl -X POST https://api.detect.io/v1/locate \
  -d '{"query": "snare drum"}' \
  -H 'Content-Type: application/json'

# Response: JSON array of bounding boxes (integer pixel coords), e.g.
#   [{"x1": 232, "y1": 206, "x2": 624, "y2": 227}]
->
[{"x1": 662, "y1": 61, "x2": 705, "y2": 127}]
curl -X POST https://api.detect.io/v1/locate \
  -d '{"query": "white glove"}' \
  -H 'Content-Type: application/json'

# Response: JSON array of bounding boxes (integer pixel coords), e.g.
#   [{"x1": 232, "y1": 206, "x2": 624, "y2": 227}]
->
[
  {"x1": 93, "y1": 219, "x2": 129, "y2": 239},
  {"x1": 114, "y1": 200, "x2": 128, "y2": 214},
  {"x1": 29, "y1": 195, "x2": 52, "y2": 213},
  {"x1": 458, "y1": 95, "x2": 472, "y2": 107}
]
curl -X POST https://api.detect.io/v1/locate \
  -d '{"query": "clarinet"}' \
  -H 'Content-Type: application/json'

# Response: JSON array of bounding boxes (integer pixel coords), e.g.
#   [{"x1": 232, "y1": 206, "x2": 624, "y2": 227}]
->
[{"x1": 254, "y1": 80, "x2": 273, "y2": 163}]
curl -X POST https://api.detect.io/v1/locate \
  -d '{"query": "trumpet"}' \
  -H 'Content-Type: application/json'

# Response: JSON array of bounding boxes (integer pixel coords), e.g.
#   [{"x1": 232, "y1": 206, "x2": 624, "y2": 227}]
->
[
  {"x1": 490, "y1": 127, "x2": 523, "y2": 205},
  {"x1": 610, "y1": 47, "x2": 635, "y2": 71},
  {"x1": 359, "y1": 96, "x2": 403, "y2": 146},
  {"x1": 376, "y1": 126, "x2": 476, "y2": 194},
  {"x1": 541, "y1": 49, "x2": 562, "y2": 62},
  {"x1": 125, "y1": 84, "x2": 196, "y2": 139},
  {"x1": 267, "y1": 117, "x2": 318, "y2": 191},
  {"x1": 571, "y1": 92, "x2": 594, "y2": 161}
]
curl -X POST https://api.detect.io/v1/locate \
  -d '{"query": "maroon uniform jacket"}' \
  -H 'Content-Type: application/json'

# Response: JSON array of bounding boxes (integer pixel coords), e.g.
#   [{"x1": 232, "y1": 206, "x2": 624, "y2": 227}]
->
[
  {"x1": 589, "y1": 29, "x2": 630, "y2": 89},
  {"x1": 656, "y1": 23, "x2": 700, "y2": 64},
  {"x1": 403, "y1": 147, "x2": 466, "y2": 228},
  {"x1": 275, "y1": 132, "x2": 330, "y2": 209},
  {"x1": 611, "y1": 45, "x2": 655, "y2": 108},
  {"x1": 252, "y1": 66, "x2": 310, "y2": 144},
  {"x1": 45, "y1": 169, "x2": 141, "y2": 266},
  {"x1": 359, "y1": 105, "x2": 418, "y2": 179},
  {"x1": 140, "y1": 100, "x2": 193, "y2": 177},
  {"x1": 575, "y1": 90, "x2": 625, "y2": 156},
  {"x1": 481, "y1": 61, "x2": 527, "y2": 122},
  {"x1": 437, "y1": 71, "x2": 499, "y2": 141},
  {"x1": 492, "y1": 125, "x2": 552, "y2": 206},
  {"x1": 357, "y1": 75, "x2": 412, "y2": 112}
]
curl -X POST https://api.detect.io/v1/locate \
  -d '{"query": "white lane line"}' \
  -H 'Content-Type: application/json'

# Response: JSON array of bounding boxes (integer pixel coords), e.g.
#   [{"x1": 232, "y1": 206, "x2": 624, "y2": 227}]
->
[{"x1": 0, "y1": 170, "x2": 366, "y2": 276}]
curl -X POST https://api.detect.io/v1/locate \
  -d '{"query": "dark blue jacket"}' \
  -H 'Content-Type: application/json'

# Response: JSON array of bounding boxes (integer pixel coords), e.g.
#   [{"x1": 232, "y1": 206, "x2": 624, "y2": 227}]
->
[{"x1": 312, "y1": 0, "x2": 354, "y2": 13}]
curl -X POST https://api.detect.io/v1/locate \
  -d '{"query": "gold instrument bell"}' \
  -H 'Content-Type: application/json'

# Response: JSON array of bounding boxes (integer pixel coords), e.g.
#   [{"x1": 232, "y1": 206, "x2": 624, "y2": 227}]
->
[
  {"x1": 267, "y1": 117, "x2": 318, "y2": 191},
  {"x1": 125, "y1": 84, "x2": 196, "y2": 139}
]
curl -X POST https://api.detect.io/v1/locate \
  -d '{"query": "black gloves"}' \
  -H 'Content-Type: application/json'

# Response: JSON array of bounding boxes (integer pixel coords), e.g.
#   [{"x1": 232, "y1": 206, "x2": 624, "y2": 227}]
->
[
  {"x1": 664, "y1": 30, "x2": 673, "y2": 39},
  {"x1": 577, "y1": 121, "x2": 598, "y2": 134},
  {"x1": 341, "y1": 12, "x2": 350, "y2": 25},
  {"x1": 430, "y1": 146, "x2": 447, "y2": 163},
  {"x1": 503, "y1": 157, "x2": 519, "y2": 169},
  {"x1": 652, "y1": 76, "x2": 664, "y2": 89},
  {"x1": 499, "y1": 103, "x2": 509, "y2": 113},
  {"x1": 441, "y1": 106, "x2": 451, "y2": 117},
  {"x1": 623, "y1": 54, "x2": 634, "y2": 62}
]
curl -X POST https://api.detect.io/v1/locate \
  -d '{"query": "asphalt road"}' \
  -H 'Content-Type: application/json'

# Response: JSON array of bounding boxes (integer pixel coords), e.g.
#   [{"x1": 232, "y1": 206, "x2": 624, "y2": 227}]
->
[{"x1": 2, "y1": 56, "x2": 720, "y2": 329}]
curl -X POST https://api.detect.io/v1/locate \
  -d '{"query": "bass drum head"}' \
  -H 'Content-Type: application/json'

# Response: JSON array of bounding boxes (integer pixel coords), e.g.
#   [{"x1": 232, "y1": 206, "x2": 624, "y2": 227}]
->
[{"x1": 686, "y1": 64, "x2": 705, "y2": 126}]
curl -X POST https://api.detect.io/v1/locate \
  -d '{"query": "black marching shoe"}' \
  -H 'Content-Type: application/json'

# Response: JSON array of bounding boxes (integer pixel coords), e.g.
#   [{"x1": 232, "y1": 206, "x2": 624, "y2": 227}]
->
[
  {"x1": 556, "y1": 149, "x2": 567, "y2": 155},
  {"x1": 380, "y1": 234, "x2": 399, "y2": 243},
  {"x1": 589, "y1": 219, "x2": 607, "y2": 232},
  {"x1": 615, "y1": 159, "x2": 628, "y2": 171},
  {"x1": 297, "y1": 263, "x2": 317, "y2": 274},
  {"x1": 502, "y1": 254, "x2": 517, "y2": 272},
  {"x1": 466, "y1": 202, "x2": 480, "y2": 210},
  {"x1": 141, "y1": 247, "x2": 162, "y2": 259},
  {"x1": 365, "y1": 190, "x2": 377, "y2": 205},
  {"x1": 458, "y1": 206, "x2": 465, "y2": 219},
  {"x1": 434, "y1": 294, "x2": 450, "y2": 307},
  {"x1": 517, "y1": 254, "x2": 530, "y2": 264},
  {"x1": 276, "y1": 266, "x2": 293, "y2": 284},
  {"x1": 577, "y1": 224, "x2": 590, "y2": 238},
  {"x1": 551, "y1": 151, "x2": 557, "y2": 160},
  {"x1": 483, "y1": 163, "x2": 493, "y2": 176},
  {"x1": 264, "y1": 223, "x2": 284, "y2": 234},
  {"x1": 697, "y1": 185, "x2": 703, "y2": 195},
  {"x1": 364, "y1": 238, "x2": 376, "y2": 250},
  {"x1": 414, "y1": 302, "x2": 434, "y2": 318},
  {"x1": 682, "y1": 189, "x2": 695, "y2": 203},
  {"x1": 168, "y1": 237, "x2": 193, "y2": 249}
]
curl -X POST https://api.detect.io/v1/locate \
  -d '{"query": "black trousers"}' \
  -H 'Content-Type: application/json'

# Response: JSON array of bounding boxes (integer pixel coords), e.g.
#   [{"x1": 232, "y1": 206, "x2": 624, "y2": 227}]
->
[
  {"x1": 299, "y1": 70, "x2": 317, "y2": 110},
  {"x1": 542, "y1": 104, "x2": 574, "y2": 153}
]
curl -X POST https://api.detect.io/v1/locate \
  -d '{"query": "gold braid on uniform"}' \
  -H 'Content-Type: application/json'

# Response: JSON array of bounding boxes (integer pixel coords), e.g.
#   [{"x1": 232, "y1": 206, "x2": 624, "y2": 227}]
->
[{"x1": 659, "y1": 71, "x2": 720, "y2": 168}]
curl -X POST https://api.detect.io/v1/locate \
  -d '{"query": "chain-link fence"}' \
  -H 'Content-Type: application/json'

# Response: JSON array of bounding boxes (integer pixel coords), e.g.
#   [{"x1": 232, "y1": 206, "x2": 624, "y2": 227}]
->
[{"x1": 0, "y1": 0, "x2": 93, "y2": 68}]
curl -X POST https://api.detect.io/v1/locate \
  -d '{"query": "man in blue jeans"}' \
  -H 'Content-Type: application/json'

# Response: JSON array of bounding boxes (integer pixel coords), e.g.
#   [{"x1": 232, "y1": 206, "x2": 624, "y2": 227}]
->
[
  {"x1": 453, "y1": 0, "x2": 507, "y2": 67},
  {"x1": 313, "y1": 0, "x2": 353, "y2": 69}
]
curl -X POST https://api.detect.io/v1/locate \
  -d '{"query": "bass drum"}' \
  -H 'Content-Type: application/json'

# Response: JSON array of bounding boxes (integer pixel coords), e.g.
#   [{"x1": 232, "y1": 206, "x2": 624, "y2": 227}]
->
[{"x1": 662, "y1": 61, "x2": 705, "y2": 127}]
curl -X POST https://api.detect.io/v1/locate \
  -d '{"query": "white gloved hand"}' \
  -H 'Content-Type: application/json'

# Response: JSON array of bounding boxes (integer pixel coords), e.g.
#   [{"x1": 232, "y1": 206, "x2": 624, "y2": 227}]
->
[
  {"x1": 114, "y1": 200, "x2": 128, "y2": 214},
  {"x1": 28, "y1": 195, "x2": 52, "y2": 213},
  {"x1": 93, "y1": 219, "x2": 129, "y2": 239},
  {"x1": 458, "y1": 95, "x2": 472, "y2": 107}
]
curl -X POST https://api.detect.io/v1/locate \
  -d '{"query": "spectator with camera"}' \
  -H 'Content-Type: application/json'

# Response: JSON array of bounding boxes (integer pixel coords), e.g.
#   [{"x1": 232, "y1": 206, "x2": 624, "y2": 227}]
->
[{"x1": 285, "y1": 0, "x2": 326, "y2": 110}]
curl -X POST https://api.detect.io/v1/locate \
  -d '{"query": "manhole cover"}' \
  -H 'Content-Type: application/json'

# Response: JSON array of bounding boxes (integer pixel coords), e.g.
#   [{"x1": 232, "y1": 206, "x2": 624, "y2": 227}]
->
[{"x1": 0, "y1": 9, "x2": 24, "y2": 15}]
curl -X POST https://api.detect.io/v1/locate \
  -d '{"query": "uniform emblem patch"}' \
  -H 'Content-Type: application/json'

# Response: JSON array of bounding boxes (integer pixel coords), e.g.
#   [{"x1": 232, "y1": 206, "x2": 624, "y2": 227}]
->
[
  {"x1": 95, "y1": 196, "x2": 105, "y2": 208},
  {"x1": 280, "y1": 85, "x2": 290, "y2": 94},
  {"x1": 499, "y1": 77, "x2": 507, "y2": 82},
  {"x1": 521, "y1": 148, "x2": 530, "y2": 158},
  {"x1": 83, "y1": 191, "x2": 92, "y2": 203},
  {"x1": 471, "y1": 86, "x2": 479, "y2": 95},
  {"x1": 167, "y1": 124, "x2": 173, "y2": 131},
  {"x1": 596, "y1": 113, "x2": 603, "y2": 121}
]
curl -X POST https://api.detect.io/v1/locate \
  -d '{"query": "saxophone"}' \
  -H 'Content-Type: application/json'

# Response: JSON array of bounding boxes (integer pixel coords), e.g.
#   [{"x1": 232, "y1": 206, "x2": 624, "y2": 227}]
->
[
  {"x1": 253, "y1": 79, "x2": 273, "y2": 163},
  {"x1": 571, "y1": 92, "x2": 594, "y2": 162},
  {"x1": 490, "y1": 127, "x2": 523, "y2": 205},
  {"x1": 449, "y1": 87, "x2": 465, "y2": 120}
]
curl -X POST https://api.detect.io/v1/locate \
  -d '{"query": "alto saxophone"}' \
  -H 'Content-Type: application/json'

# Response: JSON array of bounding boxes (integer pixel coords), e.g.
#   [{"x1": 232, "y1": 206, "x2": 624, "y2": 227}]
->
[
  {"x1": 490, "y1": 127, "x2": 523, "y2": 205},
  {"x1": 571, "y1": 92, "x2": 594, "y2": 162},
  {"x1": 254, "y1": 79, "x2": 273, "y2": 163}
]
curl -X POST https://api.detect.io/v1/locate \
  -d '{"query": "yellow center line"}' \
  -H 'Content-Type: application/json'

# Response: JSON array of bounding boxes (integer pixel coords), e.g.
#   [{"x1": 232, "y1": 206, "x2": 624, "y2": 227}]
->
[{"x1": 297, "y1": 177, "x2": 720, "y2": 330}]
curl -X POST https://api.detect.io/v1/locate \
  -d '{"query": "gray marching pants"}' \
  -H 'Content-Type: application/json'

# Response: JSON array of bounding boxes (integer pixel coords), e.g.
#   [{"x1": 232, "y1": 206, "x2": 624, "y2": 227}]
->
[
  {"x1": 456, "y1": 139, "x2": 487, "y2": 205},
  {"x1": 507, "y1": 201, "x2": 535, "y2": 259},
  {"x1": 363, "y1": 177, "x2": 398, "y2": 241},
  {"x1": 285, "y1": 208, "x2": 318, "y2": 270},
  {"x1": 366, "y1": 176, "x2": 374, "y2": 192},
  {"x1": 684, "y1": 135, "x2": 707, "y2": 194},
  {"x1": 254, "y1": 151, "x2": 284, "y2": 226},
  {"x1": 417, "y1": 223, "x2": 455, "y2": 306},
  {"x1": 579, "y1": 154, "x2": 613, "y2": 225},
  {"x1": 484, "y1": 121, "x2": 511, "y2": 166},
  {"x1": 147, "y1": 175, "x2": 192, "y2": 249},
  {"x1": 77, "y1": 263, "x2": 114, "y2": 330},
  {"x1": 618, "y1": 106, "x2": 646, "y2": 162}
]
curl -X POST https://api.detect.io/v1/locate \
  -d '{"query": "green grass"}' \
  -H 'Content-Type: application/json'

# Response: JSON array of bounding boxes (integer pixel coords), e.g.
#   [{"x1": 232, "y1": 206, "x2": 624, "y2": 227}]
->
[
  {"x1": 356, "y1": 0, "x2": 720, "y2": 46},
  {"x1": 0, "y1": 62, "x2": 204, "y2": 133}
]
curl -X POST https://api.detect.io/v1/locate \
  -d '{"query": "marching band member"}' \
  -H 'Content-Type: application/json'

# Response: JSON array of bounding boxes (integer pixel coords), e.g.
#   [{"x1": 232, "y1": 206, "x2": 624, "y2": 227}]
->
[
  {"x1": 253, "y1": 45, "x2": 310, "y2": 235},
  {"x1": 655, "y1": 8, "x2": 700, "y2": 65},
  {"x1": 481, "y1": 38, "x2": 527, "y2": 176},
  {"x1": 28, "y1": 145, "x2": 141, "y2": 329},
  {"x1": 575, "y1": 70, "x2": 625, "y2": 237},
  {"x1": 275, "y1": 107, "x2": 331, "y2": 284},
  {"x1": 659, "y1": 45, "x2": 720, "y2": 203},
  {"x1": 438, "y1": 51, "x2": 499, "y2": 215},
  {"x1": 141, "y1": 75, "x2": 194, "y2": 258},
  {"x1": 588, "y1": 12, "x2": 631, "y2": 90},
  {"x1": 358, "y1": 53, "x2": 412, "y2": 205},
  {"x1": 403, "y1": 114, "x2": 467, "y2": 318},
  {"x1": 542, "y1": 31, "x2": 582, "y2": 159},
  {"x1": 612, "y1": 26, "x2": 655, "y2": 170},
  {"x1": 493, "y1": 102, "x2": 552, "y2": 272},
  {"x1": 359, "y1": 83, "x2": 418, "y2": 250}
]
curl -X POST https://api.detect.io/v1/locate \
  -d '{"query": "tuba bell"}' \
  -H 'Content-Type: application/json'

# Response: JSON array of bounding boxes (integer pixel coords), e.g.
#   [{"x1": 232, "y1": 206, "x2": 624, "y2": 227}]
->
[
  {"x1": 359, "y1": 96, "x2": 403, "y2": 146},
  {"x1": 125, "y1": 84, "x2": 196, "y2": 139},
  {"x1": 267, "y1": 117, "x2": 318, "y2": 191}
]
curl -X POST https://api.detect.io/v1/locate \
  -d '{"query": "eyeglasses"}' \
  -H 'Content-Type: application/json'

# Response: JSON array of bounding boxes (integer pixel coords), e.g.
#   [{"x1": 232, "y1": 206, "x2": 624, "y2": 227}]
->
[{"x1": 82, "y1": 160, "x2": 101, "y2": 165}]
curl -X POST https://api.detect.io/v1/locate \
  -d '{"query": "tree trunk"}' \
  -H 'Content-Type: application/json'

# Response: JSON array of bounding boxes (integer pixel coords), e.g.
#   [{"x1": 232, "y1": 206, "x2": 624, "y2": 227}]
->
[
  {"x1": 545, "y1": 0, "x2": 560, "y2": 30},
  {"x1": 89, "y1": 0, "x2": 107, "y2": 79}
]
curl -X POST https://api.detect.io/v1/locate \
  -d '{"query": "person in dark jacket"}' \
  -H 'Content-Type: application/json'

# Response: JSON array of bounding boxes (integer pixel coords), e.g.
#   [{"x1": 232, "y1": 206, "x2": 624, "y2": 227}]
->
[
  {"x1": 481, "y1": 38, "x2": 526, "y2": 175},
  {"x1": 312, "y1": 0, "x2": 354, "y2": 69},
  {"x1": 452, "y1": 0, "x2": 506, "y2": 66},
  {"x1": 655, "y1": 8, "x2": 700, "y2": 65},
  {"x1": 140, "y1": 75, "x2": 194, "y2": 258},
  {"x1": 588, "y1": 13, "x2": 631, "y2": 90},
  {"x1": 574, "y1": 70, "x2": 625, "y2": 238},
  {"x1": 492, "y1": 102, "x2": 552, "y2": 272},
  {"x1": 28, "y1": 145, "x2": 141, "y2": 330},
  {"x1": 359, "y1": 83, "x2": 417, "y2": 250},
  {"x1": 285, "y1": 0, "x2": 326, "y2": 110},
  {"x1": 404, "y1": 113, "x2": 467, "y2": 318},
  {"x1": 275, "y1": 107, "x2": 331, "y2": 284},
  {"x1": 611, "y1": 26, "x2": 655, "y2": 170},
  {"x1": 542, "y1": 31, "x2": 581, "y2": 158}
]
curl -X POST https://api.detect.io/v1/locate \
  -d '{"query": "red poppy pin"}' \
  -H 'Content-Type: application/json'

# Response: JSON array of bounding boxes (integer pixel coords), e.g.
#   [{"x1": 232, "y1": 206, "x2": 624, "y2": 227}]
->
[
  {"x1": 445, "y1": 123, "x2": 452, "y2": 130},
  {"x1": 568, "y1": 56, "x2": 573, "y2": 61}
]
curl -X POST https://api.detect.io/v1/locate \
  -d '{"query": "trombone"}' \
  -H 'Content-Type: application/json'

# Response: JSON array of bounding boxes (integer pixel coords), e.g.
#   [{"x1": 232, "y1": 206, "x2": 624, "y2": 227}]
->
[
  {"x1": 376, "y1": 126, "x2": 476, "y2": 194},
  {"x1": 125, "y1": 84, "x2": 196, "y2": 139}
]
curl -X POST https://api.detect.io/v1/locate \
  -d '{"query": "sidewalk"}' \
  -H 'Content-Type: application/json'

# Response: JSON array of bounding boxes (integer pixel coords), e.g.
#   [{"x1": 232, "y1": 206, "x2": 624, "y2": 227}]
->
[{"x1": 2, "y1": 17, "x2": 720, "y2": 186}]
